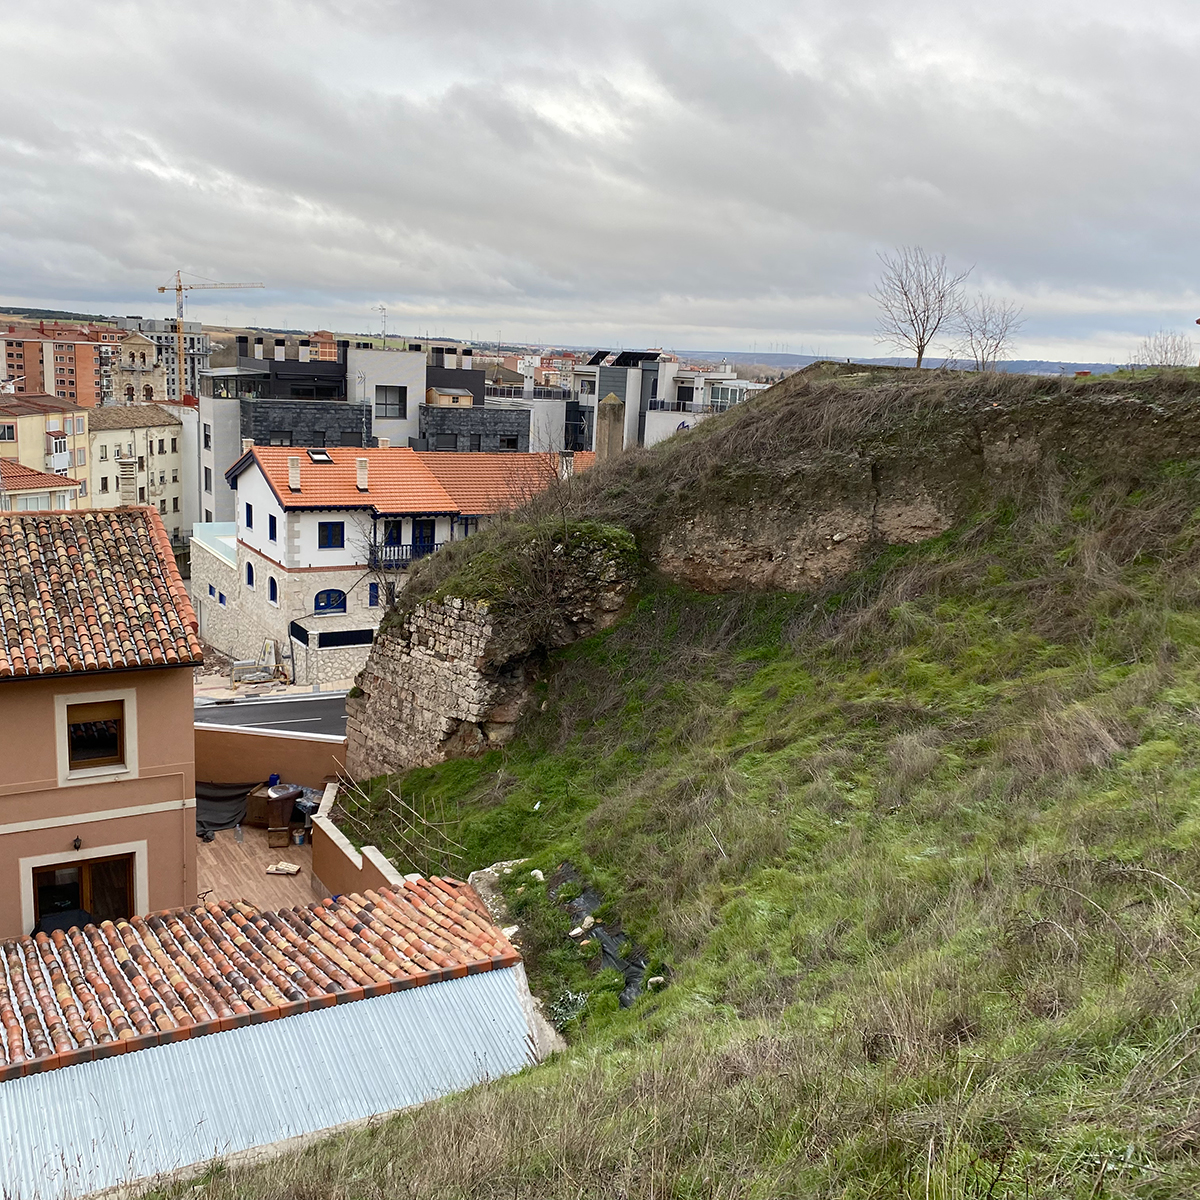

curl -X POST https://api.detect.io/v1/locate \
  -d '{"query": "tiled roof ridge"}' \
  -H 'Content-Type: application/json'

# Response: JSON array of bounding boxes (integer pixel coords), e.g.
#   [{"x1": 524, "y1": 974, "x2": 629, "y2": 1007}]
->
[
  {"x1": 0, "y1": 878, "x2": 519, "y2": 1080},
  {"x1": 144, "y1": 506, "x2": 199, "y2": 637}
]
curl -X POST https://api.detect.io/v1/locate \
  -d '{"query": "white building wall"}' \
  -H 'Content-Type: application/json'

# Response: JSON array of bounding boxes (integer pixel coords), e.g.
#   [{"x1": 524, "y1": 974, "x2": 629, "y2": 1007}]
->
[
  {"x1": 346, "y1": 347, "x2": 425, "y2": 448},
  {"x1": 199, "y1": 393, "x2": 240, "y2": 523}
]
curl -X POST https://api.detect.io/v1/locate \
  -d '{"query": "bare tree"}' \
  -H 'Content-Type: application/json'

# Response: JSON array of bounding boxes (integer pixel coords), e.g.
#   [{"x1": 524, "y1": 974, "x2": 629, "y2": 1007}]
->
[
  {"x1": 872, "y1": 246, "x2": 972, "y2": 368},
  {"x1": 1133, "y1": 329, "x2": 1195, "y2": 368},
  {"x1": 955, "y1": 294, "x2": 1024, "y2": 372}
]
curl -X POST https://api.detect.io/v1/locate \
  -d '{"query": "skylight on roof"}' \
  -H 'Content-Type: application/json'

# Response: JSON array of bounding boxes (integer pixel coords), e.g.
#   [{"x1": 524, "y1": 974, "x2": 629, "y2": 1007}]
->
[{"x1": 307, "y1": 448, "x2": 333, "y2": 463}]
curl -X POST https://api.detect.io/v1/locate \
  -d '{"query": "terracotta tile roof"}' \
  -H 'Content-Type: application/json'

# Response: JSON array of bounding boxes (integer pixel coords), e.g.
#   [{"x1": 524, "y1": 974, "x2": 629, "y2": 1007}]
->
[
  {"x1": 234, "y1": 446, "x2": 459, "y2": 514},
  {"x1": 0, "y1": 507, "x2": 202, "y2": 679},
  {"x1": 417, "y1": 451, "x2": 595, "y2": 515},
  {"x1": 86, "y1": 404, "x2": 181, "y2": 431},
  {"x1": 0, "y1": 461, "x2": 81, "y2": 491},
  {"x1": 0, "y1": 394, "x2": 87, "y2": 418},
  {"x1": 232, "y1": 446, "x2": 594, "y2": 518},
  {"x1": 0, "y1": 878, "x2": 519, "y2": 1079}
]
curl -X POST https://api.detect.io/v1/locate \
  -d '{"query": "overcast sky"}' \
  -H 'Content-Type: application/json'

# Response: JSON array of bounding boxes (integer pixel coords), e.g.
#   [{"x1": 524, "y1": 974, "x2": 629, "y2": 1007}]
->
[{"x1": 2, "y1": 0, "x2": 1199, "y2": 361}]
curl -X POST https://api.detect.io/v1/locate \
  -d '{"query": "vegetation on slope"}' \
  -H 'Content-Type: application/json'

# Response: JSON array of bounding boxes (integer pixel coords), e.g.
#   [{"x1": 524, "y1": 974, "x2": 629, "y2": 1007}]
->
[{"x1": 156, "y1": 376, "x2": 1200, "y2": 1199}]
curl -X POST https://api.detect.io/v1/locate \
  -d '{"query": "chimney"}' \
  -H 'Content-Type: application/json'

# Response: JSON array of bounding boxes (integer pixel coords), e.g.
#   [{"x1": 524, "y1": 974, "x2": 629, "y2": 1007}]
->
[
  {"x1": 336, "y1": 339, "x2": 350, "y2": 363},
  {"x1": 274, "y1": 339, "x2": 286, "y2": 361},
  {"x1": 254, "y1": 337, "x2": 264, "y2": 360},
  {"x1": 242, "y1": 438, "x2": 254, "y2": 454},
  {"x1": 236, "y1": 335, "x2": 248, "y2": 358},
  {"x1": 298, "y1": 339, "x2": 311, "y2": 363},
  {"x1": 356, "y1": 457, "x2": 369, "y2": 491},
  {"x1": 377, "y1": 437, "x2": 390, "y2": 449},
  {"x1": 287, "y1": 455, "x2": 301, "y2": 492}
]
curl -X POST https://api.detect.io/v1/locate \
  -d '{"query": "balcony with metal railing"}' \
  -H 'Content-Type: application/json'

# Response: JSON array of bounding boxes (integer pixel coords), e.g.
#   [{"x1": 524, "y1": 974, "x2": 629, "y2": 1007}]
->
[{"x1": 367, "y1": 541, "x2": 444, "y2": 569}]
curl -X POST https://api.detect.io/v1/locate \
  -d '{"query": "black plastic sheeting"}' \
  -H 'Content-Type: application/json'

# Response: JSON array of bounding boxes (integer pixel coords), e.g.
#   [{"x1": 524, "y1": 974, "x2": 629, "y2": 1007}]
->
[
  {"x1": 195, "y1": 781, "x2": 262, "y2": 835},
  {"x1": 559, "y1": 869, "x2": 649, "y2": 1008}
]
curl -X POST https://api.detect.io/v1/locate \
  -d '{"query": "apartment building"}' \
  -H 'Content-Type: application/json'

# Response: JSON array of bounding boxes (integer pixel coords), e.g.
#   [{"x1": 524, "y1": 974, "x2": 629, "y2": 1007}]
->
[
  {"x1": 0, "y1": 506, "x2": 201, "y2": 940},
  {"x1": 2, "y1": 322, "x2": 123, "y2": 406},
  {"x1": 88, "y1": 405, "x2": 187, "y2": 542},
  {"x1": 570, "y1": 350, "x2": 766, "y2": 451},
  {"x1": 117, "y1": 316, "x2": 212, "y2": 401},
  {"x1": 0, "y1": 393, "x2": 90, "y2": 505}
]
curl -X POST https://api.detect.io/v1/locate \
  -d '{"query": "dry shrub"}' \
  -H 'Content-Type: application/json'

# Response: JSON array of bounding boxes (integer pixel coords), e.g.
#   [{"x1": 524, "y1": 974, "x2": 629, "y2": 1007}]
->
[{"x1": 1000, "y1": 702, "x2": 1132, "y2": 783}]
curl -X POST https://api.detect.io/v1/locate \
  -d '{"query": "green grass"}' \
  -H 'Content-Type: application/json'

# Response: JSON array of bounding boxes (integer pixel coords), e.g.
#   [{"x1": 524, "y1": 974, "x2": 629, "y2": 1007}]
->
[{"x1": 152, "y1": 462, "x2": 1200, "y2": 1198}]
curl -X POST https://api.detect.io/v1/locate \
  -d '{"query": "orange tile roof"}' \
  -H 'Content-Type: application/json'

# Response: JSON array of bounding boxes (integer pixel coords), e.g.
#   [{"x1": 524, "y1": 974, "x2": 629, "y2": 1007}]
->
[
  {"x1": 239, "y1": 446, "x2": 459, "y2": 514},
  {"x1": 0, "y1": 877, "x2": 519, "y2": 1079},
  {"x1": 417, "y1": 451, "x2": 595, "y2": 515},
  {"x1": 0, "y1": 507, "x2": 202, "y2": 679},
  {"x1": 0, "y1": 460, "x2": 81, "y2": 491}
]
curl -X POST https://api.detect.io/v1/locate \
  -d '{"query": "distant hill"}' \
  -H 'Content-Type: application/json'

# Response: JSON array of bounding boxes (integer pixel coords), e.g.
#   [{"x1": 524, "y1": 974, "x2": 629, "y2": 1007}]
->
[
  {"x1": 0, "y1": 305, "x2": 119, "y2": 324},
  {"x1": 679, "y1": 349, "x2": 1122, "y2": 376}
]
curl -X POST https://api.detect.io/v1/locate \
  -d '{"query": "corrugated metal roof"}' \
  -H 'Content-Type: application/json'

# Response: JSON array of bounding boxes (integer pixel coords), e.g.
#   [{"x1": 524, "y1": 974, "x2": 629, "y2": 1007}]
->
[{"x1": 0, "y1": 966, "x2": 535, "y2": 1199}]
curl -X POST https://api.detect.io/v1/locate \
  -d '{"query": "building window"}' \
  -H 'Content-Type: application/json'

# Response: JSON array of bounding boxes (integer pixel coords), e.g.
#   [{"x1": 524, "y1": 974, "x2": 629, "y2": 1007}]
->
[
  {"x1": 317, "y1": 521, "x2": 344, "y2": 549},
  {"x1": 99, "y1": 444, "x2": 108, "y2": 460},
  {"x1": 268, "y1": 513, "x2": 277, "y2": 541},
  {"x1": 246, "y1": 562, "x2": 255, "y2": 587},
  {"x1": 172, "y1": 496, "x2": 179, "y2": 512},
  {"x1": 125, "y1": 386, "x2": 134, "y2": 402},
  {"x1": 500, "y1": 436, "x2": 519, "y2": 451},
  {"x1": 218, "y1": 592, "x2": 226, "y2": 606},
  {"x1": 203, "y1": 423, "x2": 212, "y2": 449},
  {"x1": 137, "y1": 487, "x2": 146, "y2": 503},
  {"x1": 75, "y1": 448, "x2": 85, "y2": 466},
  {"x1": 157, "y1": 439, "x2": 165, "y2": 455},
  {"x1": 268, "y1": 577, "x2": 278, "y2": 605},
  {"x1": 170, "y1": 437, "x2": 177, "y2": 453},
  {"x1": 78, "y1": 482, "x2": 87, "y2": 498},
  {"x1": 245, "y1": 502, "x2": 253, "y2": 529},
  {"x1": 66, "y1": 700, "x2": 124, "y2": 770},
  {"x1": 172, "y1": 469, "x2": 178, "y2": 483},
  {"x1": 369, "y1": 582, "x2": 379, "y2": 607},
  {"x1": 208, "y1": 584, "x2": 215, "y2": 597},
  {"x1": 469, "y1": 434, "x2": 481, "y2": 451},
  {"x1": 204, "y1": 467, "x2": 212, "y2": 493},
  {"x1": 375, "y1": 385, "x2": 407, "y2": 419},
  {"x1": 99, "y1": 477, "x2": 109, "y2": 493},
  {"x1": 314, "y1": 588, "x2": 347, "y2": 613},
  {"x1": 0, "y1": 424, "x2": 13, "y2": 441},
  {"x1": 205, "y1": 509, "x2": 212, "y2": 522},
  {"x1": 434, "y1": 433, "x2": 456, "y2": 450}
]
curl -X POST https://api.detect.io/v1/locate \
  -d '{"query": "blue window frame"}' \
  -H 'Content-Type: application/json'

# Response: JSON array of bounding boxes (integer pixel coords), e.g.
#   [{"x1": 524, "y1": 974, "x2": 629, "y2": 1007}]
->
[
  {"x1": 246, "y1": 562, "x2": 255, "y2": 587},
  {"x1": 245, "y1": 502, "x2": 253, "y2": 529},
  {"x1": 268, "y1": 513, "x2": 277, "y2": 542},
  {"x1": 318, "y1": 521, "x2": 344, "y2": 549},
  {"x1": 314, "y1": 588, "x2": 347, "y2": 613},
  {"x1": 368, "y1": 582, "x2": 379, "y2": 607},
  {"x1": 268, "y1": 577, "x2": 278, "y2": 604}
]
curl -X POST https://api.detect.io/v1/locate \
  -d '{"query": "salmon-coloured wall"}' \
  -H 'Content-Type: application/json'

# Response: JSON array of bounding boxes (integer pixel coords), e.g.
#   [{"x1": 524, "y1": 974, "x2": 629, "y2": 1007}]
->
[
  {"x1": 311, "y1": 817, "x2": 403, "y2": 898},
  {"x1": 194, "y1": 727, "x2": 346, "y2": 789},
  {"x1": 0, "y1": 667, "x2": 196, "y2": 939}
]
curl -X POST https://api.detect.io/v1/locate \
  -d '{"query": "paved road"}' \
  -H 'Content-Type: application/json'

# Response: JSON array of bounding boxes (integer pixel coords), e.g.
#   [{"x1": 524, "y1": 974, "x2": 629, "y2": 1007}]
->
[{"x1": 194, "y1": 695, "x2": 348, "y2": 738}]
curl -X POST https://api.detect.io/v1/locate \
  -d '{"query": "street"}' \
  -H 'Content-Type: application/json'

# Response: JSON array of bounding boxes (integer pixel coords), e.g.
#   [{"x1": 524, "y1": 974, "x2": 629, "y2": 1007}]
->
[{"x1": 193, "y1": 694, "x2": 348, "y2": 738}]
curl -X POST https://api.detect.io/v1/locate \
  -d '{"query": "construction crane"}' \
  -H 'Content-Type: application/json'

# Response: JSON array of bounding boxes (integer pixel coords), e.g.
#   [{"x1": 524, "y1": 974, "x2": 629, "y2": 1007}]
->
[{"x1": 158, "y1": 271, "x2": 264, "y2": 400}]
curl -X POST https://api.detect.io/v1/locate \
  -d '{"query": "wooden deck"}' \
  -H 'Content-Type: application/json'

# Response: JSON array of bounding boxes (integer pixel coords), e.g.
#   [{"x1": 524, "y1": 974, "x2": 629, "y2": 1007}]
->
[{"x1": 196, "y1": 825, "x2": 325, "y2": 911}]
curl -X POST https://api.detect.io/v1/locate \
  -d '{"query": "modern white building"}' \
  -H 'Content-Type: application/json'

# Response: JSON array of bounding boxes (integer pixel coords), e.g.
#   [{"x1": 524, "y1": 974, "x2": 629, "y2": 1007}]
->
[
  {"x1": 570, "y1": 351, "x2": 767, "y2": 450},
  {"x1": 346, "y1": 344, "x2": 426, "y2": 448}
]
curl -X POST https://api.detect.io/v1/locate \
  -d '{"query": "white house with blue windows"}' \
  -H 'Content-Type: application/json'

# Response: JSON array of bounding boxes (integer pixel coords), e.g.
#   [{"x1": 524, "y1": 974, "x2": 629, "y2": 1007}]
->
[{"x1": 189, "y1": 444, "x2": 463, "y2": 685}]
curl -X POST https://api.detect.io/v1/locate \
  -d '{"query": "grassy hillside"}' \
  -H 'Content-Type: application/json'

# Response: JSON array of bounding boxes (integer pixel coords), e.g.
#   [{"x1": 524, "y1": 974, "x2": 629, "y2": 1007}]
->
[{"x1": 156, "y1": 374, "x2": 1200, "y2": 1199}]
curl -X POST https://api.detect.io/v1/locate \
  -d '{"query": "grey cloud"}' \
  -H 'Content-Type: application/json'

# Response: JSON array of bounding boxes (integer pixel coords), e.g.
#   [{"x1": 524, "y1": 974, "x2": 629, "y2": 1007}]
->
[{"x1": 2, "y1": 0, "x2": 1199, "y2": 358}]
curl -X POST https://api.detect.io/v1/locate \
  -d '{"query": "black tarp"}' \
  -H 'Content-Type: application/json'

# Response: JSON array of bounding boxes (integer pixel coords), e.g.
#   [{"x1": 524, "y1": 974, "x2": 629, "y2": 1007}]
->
[{"x1": 195, "y1": 781, "x2": 263, "y2": 835}]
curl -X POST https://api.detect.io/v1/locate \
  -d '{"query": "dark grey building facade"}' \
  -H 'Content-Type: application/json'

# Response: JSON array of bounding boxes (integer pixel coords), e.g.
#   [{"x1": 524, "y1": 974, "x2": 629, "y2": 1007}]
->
[{"x1": 417, "y1": 404, "x2": 530, "y2": 452}]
